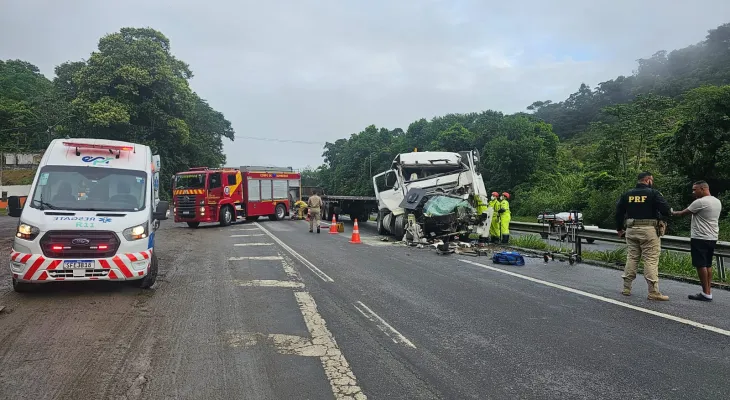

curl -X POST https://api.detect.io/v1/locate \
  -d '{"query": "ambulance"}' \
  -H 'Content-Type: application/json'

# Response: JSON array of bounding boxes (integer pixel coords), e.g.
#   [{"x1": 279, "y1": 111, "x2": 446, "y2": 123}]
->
[{"x1": 6, "y1": 138, "x2": 170, "y2": 292}]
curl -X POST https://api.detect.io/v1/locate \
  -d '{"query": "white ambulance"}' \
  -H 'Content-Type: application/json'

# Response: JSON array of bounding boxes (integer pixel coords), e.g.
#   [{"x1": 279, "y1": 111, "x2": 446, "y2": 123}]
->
[{"x1": 6, "y1": 138, "x2": 170, "y2": 292}]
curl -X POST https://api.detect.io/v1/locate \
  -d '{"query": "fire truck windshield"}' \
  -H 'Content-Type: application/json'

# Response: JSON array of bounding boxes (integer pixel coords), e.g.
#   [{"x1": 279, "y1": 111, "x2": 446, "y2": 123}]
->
[{"x1": 174, "y1": 173, "x2": 206, "y2": 189}]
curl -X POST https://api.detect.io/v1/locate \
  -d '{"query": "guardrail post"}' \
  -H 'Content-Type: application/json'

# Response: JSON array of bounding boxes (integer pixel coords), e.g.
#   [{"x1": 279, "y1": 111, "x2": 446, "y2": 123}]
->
[{"x1": 717, "y1": 256, "x2": 726, "y2": 282}]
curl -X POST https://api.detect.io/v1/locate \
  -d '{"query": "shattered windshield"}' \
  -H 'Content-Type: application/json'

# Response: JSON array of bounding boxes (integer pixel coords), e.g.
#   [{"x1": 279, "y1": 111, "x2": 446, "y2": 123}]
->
[{"x1": 402, "y1": 165, "x2": 464, "y2": 182}]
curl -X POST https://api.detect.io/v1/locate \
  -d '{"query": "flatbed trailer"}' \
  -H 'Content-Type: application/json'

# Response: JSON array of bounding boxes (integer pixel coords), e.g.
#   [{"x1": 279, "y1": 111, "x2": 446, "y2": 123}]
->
[{"x1": 297, "y1": 186, "x2": 377, "y2": 223}]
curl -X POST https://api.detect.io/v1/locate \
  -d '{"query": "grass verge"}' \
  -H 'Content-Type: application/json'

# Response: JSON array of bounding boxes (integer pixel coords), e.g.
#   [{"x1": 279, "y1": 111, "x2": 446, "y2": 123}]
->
[{"x1": 510, "y1": 234, "x2": 729, "y2": 284}]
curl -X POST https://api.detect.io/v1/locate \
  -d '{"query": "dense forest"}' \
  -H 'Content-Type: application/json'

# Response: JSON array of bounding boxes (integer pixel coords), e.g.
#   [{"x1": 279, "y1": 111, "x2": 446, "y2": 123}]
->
[
  {"x1": 0, "y1": 27, "x2": 235, "y2": 198},
  {"x1": 304, "y1": 22, "x2": 730, "y2": 237}
]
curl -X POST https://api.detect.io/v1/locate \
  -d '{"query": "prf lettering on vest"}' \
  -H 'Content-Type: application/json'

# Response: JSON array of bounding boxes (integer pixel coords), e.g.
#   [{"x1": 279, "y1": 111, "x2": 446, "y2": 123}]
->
[{"x1": 628, "y1": 196, "x2": 648, "y2": 203}]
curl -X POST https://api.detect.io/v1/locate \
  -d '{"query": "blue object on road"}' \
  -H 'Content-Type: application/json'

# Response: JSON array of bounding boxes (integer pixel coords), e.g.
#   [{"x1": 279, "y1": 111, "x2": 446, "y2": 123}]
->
[{"x1": 492, "y1": 251, "x2": 525, "y2": 266}]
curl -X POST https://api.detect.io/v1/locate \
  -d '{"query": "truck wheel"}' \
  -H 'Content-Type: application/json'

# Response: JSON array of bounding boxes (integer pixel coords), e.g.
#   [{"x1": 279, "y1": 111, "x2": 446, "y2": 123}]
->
[
  {"x1": 12, "y1": 277, "x2": 32, "y2": 293},
  {"x1": 377, "y1": 210, "x2": 388, "y2": 235},
  {"x1": 187, "y1": 222, "x2": 200, "y2": 228},
  {"x1": 394, "y1": 214, "x2": 406, "y2": 239},
  {"x1": 219, "y1": 205, "x2": 233, "y2": 227},
  {"x1": 270, "y1": 203, "x2": 286, "y2": 221},
  {"x1": 585, "y1": 238, "x2": 595, "y2": 244},
  {"x1": 132, "y1": 253, "x2": 158, "y2": 289}
]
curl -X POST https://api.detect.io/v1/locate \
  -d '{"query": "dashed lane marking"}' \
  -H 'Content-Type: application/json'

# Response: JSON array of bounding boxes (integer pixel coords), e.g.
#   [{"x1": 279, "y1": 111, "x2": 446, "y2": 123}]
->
[
  {"x1": 233, "y1": 279, "x2": 304, "y2": 288},
  {"x1": 254, "y1": 222, "x2": 335, "y2": 283},
  {"x1": 229, "y1": 256, "x2": 283, "y2": 261},
  {"x1": 354, "y1": 301, "x2": 416, "y2": 348},
  {"x1": 234, "y1": 243, "x2": 274, "y2": 246},
  {"x1": 296, "y1": 291, "x2": 366, "y2": 399},
  {"x1": 459, "y1": 259, "x2": 730, "y2": 338},
  {"x1": 231, "y1": 234, "x2": 266, "y2": 237}
]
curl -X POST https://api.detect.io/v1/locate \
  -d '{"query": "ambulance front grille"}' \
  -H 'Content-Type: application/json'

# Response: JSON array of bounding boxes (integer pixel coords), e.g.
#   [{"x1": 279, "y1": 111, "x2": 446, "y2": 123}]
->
[{"x1": 48, "y1": 269, "x2": 109, "y2": 278}]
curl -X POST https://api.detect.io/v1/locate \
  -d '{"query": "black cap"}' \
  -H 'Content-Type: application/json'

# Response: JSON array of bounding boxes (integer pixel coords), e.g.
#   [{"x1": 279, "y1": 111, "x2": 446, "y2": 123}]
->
[{"x1": 637, "y1": 171, "x2": 652, "y2": 181}]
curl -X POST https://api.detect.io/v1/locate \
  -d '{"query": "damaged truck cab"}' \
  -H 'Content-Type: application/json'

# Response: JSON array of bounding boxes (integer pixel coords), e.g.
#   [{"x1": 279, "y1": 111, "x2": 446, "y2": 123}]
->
[{"x1": 372, "y1": 149, "x2": 491, "y2": 241}]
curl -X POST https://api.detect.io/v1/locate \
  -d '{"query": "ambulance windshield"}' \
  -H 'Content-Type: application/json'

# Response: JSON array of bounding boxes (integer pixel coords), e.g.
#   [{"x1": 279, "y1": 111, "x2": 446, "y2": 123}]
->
[{"x1": 30, "y1": 165, "x2": 147, "y2": 212}]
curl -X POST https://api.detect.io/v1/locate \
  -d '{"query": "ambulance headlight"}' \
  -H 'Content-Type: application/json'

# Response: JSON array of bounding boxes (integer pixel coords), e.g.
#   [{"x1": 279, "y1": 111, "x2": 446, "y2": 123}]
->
[
  {"x1": 123, "y1": 222, "x2": 148, "y2": 241},
  {"x1": 16, "y1": 222, "x2": 40, "y2": 241}
]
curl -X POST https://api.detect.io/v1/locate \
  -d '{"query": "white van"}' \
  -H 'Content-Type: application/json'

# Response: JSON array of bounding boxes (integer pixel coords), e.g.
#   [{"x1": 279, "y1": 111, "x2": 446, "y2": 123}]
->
[{"x1": 6, "y1": 138, "x2": 170, "y2": 292}]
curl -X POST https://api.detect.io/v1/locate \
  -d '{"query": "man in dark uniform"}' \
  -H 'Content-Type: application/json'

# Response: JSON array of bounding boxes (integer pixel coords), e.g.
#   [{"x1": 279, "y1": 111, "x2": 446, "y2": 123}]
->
[{"x1": 615, "y1": 171, "x2": 672, "y2": 300}]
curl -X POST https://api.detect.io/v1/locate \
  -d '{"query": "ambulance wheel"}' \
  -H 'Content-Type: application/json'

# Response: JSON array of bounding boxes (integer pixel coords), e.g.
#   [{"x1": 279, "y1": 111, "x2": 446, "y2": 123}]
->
[
  {"x1": 219, "y1": 205, "x2": 233, "y2": 227},
  {"x1": 187, "y1": 222, "x2": 200, "y2": 228},
  {"x1": 12, "y1": 277, "x2": 32, "y2": 293},
  {"x1": 132, "y1": 253, "x2": 158, "y2": 289}
]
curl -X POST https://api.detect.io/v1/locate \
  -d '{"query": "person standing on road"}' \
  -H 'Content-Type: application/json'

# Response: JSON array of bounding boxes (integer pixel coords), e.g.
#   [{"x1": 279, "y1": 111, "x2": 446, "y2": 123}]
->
[
  {"x1": 615, "y1": 172, "x2": 672, "y2": 300},
  {"x1": 672, "y1": 180, "x2": 722, "y2": 302},
  {"x1": 307, "y1": 190, "x2": 323, "y2": 233},
  {"x1": 499, "y1": 192, "x2": 511, "y2": 243},
  {"x1": 488, "y1": 192, "x2": 501, "y2": 243}
]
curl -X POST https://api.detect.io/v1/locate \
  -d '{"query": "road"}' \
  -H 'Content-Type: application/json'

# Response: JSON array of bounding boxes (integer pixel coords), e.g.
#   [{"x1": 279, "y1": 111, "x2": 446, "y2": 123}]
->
[{"x1": 0, "y1": 215, "x2": 729, "y2": 399}]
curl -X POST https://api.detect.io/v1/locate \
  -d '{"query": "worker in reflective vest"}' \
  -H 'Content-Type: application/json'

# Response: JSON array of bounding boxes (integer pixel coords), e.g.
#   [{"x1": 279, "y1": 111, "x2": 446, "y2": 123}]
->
[
  {"x1": 499, "y1": 192, "x2": 511, "y2": 243},
  {"x1": 488, "y1": 192, "x2": 501, "y2": 242}
]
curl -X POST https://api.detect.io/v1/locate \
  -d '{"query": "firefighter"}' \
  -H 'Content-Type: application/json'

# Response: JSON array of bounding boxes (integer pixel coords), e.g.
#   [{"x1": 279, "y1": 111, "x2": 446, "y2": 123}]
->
[
  {"x1": 293, "y1": 199, "x2": 308, "y2": 220},
  {"x1": 499, "y1": 192, "x2": 511, "y2": 243},
  {"x1": 488, "y1": 192, "x2": 501, "y2": 242},
  {"x1": 307, "y1": 190, "x2": 324, "y2": 233}
]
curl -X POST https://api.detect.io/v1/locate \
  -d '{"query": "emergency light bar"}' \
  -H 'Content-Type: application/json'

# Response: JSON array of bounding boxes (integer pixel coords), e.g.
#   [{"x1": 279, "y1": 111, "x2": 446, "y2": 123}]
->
[{"x1": 63, "y1": 141, "x2": 134, "y2": 158}]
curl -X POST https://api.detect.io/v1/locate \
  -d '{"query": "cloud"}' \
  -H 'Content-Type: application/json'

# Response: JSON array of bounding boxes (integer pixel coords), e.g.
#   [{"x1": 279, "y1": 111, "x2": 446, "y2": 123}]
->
[{"x1": 1, "y1": 0, "x2": 729, "y2": 170}]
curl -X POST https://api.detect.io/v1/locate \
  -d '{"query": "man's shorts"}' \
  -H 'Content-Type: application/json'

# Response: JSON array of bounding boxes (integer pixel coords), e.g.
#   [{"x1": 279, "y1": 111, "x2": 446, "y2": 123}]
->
[{"x1": 690, "y1": 238, "x2": 717, "y2": 268}]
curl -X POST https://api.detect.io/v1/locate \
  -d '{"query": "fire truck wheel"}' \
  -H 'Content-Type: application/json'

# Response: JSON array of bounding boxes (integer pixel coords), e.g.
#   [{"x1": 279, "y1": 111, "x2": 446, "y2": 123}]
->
[
  {"x1": 219, "y1": 205, "x2": 233, "y2": 227},
  {"x1": 187, "y1": 222, "x2": 200, "y2": 228},
  {"x1": 270, "y1": 203, "x2": 286, "y2": 221},
  {"x1": 132, "y1": 253, "x2": 158, "y2": 289}
]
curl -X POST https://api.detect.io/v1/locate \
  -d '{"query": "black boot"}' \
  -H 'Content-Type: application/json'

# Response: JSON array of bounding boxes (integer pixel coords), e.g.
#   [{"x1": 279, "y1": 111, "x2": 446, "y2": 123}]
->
[{"x1": 317, "y1": 226, "x2": 320, "y2": 233}]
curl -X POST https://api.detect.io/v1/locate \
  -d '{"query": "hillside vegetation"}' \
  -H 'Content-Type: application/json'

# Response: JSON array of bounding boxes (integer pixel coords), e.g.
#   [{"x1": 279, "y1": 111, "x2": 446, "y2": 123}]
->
[
  {"x1": 0, "y1": 27, "x2": 235, "y2": 198},
  {"x1": 303, "y1": 22, "x2": 730, "y2": 239}
]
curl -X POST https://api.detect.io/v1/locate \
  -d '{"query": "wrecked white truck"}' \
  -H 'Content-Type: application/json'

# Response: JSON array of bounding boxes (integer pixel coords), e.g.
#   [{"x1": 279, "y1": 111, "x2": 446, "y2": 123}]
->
[{"x1": 372, "y1": 149, "x2": 493, "y2": 243}]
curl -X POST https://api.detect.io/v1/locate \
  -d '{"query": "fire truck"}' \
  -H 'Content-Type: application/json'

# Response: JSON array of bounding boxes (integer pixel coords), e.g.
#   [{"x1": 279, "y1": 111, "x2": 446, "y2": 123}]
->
[{"x1": 172, "y1": 166, "x2": 301, "y2": 228}]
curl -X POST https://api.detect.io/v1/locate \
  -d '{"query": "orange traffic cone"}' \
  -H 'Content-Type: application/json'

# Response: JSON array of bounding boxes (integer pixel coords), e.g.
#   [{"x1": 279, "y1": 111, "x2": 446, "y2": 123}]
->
[
  {"x1": 328, "y1": 215, "x2": 338, "y2": 234},
  {"x1": 350, "y1": 219, "x2": 362, "y2": 243}
]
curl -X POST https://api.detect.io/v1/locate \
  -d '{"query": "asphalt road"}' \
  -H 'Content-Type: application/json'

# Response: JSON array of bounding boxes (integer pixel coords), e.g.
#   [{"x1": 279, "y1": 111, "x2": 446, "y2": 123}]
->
[{"x1": 0, "y1": 215, "x2": 729, "y2": 399}]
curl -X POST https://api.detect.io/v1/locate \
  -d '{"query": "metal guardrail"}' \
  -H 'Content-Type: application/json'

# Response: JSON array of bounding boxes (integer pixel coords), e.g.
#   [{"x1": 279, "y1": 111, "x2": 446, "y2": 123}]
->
[{"x1": 511, "y1": 221, "x2": 729, "y2": 280}]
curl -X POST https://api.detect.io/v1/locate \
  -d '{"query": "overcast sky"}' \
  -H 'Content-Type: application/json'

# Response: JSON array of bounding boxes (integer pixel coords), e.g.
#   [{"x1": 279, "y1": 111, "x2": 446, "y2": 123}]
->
[{"x1": 2, "y1": 1, "x2": 729, "y2": 170}]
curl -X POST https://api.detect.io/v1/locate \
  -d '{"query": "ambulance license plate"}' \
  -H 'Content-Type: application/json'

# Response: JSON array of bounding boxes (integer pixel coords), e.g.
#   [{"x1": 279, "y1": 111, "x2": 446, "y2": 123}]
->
[{"x1": 63, "y1": 260, "x2": 94, "y2": 269}]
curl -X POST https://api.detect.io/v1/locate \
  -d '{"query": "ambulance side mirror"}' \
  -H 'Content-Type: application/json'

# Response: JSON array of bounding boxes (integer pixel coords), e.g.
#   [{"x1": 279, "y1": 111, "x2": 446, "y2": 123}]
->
[
  {"x1": 153, "y1": 201, "x2": 169, "y2": 220},
  {"x1": 7, "y1": 196, "x2": 23, "y2": 218}
]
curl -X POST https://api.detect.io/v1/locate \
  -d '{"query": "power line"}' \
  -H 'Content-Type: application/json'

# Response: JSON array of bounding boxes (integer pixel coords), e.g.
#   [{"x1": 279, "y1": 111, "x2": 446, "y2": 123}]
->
[{"x1": 232, "y1": 135, "x2": 324, "y2": 145}]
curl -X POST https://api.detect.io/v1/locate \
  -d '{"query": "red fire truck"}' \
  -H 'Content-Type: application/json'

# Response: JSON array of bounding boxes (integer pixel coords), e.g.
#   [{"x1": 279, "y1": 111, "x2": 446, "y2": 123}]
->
[{"x1": 172, "y1": 166, "x2": 301, "y2": 228}]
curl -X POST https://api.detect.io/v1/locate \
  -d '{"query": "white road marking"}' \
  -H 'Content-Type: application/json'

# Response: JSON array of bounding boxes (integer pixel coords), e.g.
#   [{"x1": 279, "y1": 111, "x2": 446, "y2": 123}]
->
[
  {"x1": 234, "y1": 279, "x2": 304, "y2": 288},
  {"x1": 254, "y1": 222, "x2": 335, "y2": 282},
  {"x1": 228, "y1": 256, "x2": 283, "y2": 261},
  {"x1": 295, "y1": 291, "x2": 366, "y2": 399},
  {"x1": 234, "y1": 243, "x2": 274, "y2": 246},
  {"x1": 280, "y1": 256, "x2": 300, "y2": 280},
  {"x1": 225, "y1": 331, "x2": 327, "y2": 357},
  {"x1": 231, "y1": 234, "x2": 265, "y2": 237},
  {"x1": 353, "y1": 301, "x2": 416, "y2": 348},
  {"x1": 237, "y1": 227, "x2": 261, "y2": 231},
  {"x1": 459, "y1": 259, "x2": 730, "y2": 338}
]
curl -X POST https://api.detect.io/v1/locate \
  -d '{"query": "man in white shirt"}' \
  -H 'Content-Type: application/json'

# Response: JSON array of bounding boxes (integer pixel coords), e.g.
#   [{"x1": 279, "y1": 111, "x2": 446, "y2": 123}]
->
[{"x1": 672, "y1": 180, "x2": 723, "y2": 301}]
